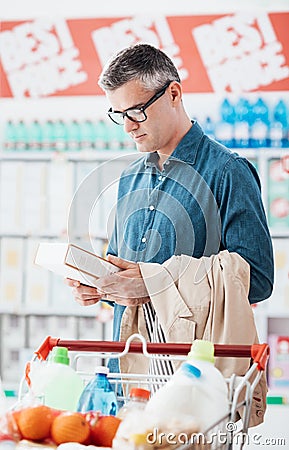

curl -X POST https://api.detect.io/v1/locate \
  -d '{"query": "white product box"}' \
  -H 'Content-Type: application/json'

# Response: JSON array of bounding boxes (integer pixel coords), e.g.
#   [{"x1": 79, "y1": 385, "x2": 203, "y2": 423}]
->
[
  {"x1": 0, "y1": 162, "x2": 23, "y2": 233},
  {"x1": 49, "y1": 315, "x2": 77, "y2": 340},
  {"x1": 77, "y1": 315, "x2": 102, "y2": 340},
  {"x1": 21, "y1": 162, "x2": 47, "y2": 234},
  {"x1": 93, "y1": 160, "x2": 127, "y2": 237},
  {"x1": 34, "y1": 242, "x2": 121, "y2": 287},
  {"x1": 46, "y1": 161, "x2": 74, "y2": 235},
  {"x1": 1, "y1": 346, "x2": 23, "y2": 384},
  {"x1": 1, "y1": 314, "x2": 26, "y2": 347},
  {"x1": 0, "y1": 238, "x2": 24, "y2": 311},
  {"x1": 27, "y1": 315, "x2": 52, "y2": 349},
  {"x1": 24, "y1": 238, "x2": 50, "y2": 312},
  {"x1": 73, "y1": 162, "x2": 100, "y2": 237},
  {"x1": 268, "y1": 238, "x2": 289, "y2": 315}
]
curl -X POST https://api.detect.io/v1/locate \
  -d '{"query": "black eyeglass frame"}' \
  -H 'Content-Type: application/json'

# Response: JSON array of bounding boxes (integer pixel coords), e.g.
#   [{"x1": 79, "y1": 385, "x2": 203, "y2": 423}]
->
[{"x1": 107, "y1": 81, "x2": 172, "y2": 125}]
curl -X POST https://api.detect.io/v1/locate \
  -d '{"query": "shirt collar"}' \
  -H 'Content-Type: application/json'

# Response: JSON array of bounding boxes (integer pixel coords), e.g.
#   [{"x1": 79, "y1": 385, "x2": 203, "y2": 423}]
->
[{"x1": 144, "y1": 121, "x2": 203, "y2": 168}]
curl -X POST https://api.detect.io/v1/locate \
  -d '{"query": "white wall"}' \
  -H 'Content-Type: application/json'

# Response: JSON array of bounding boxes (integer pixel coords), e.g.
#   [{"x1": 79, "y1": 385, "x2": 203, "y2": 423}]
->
[{"x1": 2, "y1": 0, "x2": 289, "y2": 19}]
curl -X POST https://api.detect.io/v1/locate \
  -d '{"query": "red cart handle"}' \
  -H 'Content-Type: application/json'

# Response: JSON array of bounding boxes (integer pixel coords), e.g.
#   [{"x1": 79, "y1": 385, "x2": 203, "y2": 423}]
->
[
  {"x1": 34, "y1": 336, "x2": 269, "y2": 371},
  {"x1": 251, "y1": 343, "x2": 270, "y2": 371}
]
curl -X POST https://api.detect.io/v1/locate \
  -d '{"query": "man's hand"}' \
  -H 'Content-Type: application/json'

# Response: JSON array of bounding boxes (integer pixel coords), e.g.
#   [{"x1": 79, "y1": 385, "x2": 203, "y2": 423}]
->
[
  {"x1": 65, "y1": 279, "x2": 103, "y2": 306},
  {"x1": 95, "y1": 255, "x2": 150, "y2": 306}
]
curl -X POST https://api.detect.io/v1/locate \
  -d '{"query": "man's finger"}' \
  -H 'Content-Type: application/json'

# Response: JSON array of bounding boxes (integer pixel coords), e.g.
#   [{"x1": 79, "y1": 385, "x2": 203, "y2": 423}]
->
[
  {"x1": 107, "y1": 254, "x2": 135, "y2": 270},
  {"x1": 65, "y1": 278, "x2": 80, "y2": 287}
]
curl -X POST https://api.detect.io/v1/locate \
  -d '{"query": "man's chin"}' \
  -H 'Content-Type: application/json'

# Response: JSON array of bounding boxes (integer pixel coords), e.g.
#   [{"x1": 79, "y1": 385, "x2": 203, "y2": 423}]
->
[{"x1": 136, "y1": 144, "x2": 155, "y2": 154}]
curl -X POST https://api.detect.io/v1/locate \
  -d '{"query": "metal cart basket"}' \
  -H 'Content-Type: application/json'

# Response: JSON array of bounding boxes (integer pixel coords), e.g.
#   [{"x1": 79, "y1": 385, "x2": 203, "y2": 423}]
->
[{"x1": 22, "y1": 333, "x2": 269, "y2": 450}]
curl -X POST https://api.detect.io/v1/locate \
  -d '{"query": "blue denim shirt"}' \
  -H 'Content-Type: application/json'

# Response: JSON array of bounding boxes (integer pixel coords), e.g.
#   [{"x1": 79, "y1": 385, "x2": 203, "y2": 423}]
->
[{"x1": 107, "y1": 121, "x2": 274, "y2": 353}]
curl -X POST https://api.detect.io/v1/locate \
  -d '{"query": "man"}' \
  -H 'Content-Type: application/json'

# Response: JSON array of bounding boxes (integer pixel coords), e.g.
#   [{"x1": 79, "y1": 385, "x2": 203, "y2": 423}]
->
[{"x1": 67, "y1": 43, "x2": 274, "y2": 372}]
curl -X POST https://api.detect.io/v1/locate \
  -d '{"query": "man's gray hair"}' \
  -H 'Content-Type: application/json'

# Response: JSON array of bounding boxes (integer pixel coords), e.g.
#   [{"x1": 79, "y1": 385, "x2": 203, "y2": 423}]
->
[{"x1": 98, "y1": 43, "x2": 181, "y2": 92}]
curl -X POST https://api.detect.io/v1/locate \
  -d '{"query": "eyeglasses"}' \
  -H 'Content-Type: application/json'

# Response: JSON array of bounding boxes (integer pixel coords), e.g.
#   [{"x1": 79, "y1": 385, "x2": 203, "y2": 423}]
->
[{"x1": 107, "y1": 81, "x2": 171, "y2": 125}]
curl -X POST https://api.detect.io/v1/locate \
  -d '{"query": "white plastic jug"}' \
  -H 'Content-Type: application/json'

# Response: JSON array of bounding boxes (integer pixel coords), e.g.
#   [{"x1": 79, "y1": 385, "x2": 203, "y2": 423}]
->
[
  {"x1": 29, "y1": 347, "x2": 83, "y2": 411},
  {"x1": 145, "y1": 340, "x2": 229, "y2": 432}
]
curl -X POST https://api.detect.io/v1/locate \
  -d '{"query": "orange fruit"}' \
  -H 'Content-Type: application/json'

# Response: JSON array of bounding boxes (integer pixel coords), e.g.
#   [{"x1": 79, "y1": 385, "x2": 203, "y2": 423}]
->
[
  {"x1": 51, "y1": 412, "x2": 90, "y2": 445},
  {"x1": 4, "y1": 410, "x2": 22, "y2": 439},
  {"x1": 17, "y1": 405, "x2": 54, "y2": 441},
  {"x1": 90, "y1": 415, "x2": 121, "y2": 447}
]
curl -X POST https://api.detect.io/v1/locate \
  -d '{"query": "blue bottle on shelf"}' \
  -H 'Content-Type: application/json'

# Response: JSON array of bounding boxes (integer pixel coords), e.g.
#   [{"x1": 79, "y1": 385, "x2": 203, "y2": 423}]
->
[
  {"x1": 233, "y1": 97, "x2": 251, "y2": 148},
  {"x1": 250, "y1": 98, "x2": 270, "y2": 148},
  {"x1": 220, "y1": 98, "x2": 235, "y2": 124},
  {"x1": 235, "y1": 97, "x2": 251, "y2": 125},
  {"x1": 203, "y1": 116, "x2": 215, "y2": 140},
  {"x1": 272, "y1": 99, "x2": 288, "y2": 147},
  {"x1": 251, "y1": 97, "x2": 270, "y2": 125},
  {"x1": 214, "y1": 120, "x2": 234, "y2": 148},
  {"x1": 77, "y1": 366, "x2": 118, "y2": 416}
]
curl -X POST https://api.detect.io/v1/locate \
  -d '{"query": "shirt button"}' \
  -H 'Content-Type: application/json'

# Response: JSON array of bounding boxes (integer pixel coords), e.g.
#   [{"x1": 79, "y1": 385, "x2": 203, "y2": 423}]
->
[
  {"x1": 149, "y1": 205, "x2": 155, "y2": 211},
  {"x1": 158, "y1": 175, "x2": 162, "y2": 181},
  {"x1": 141, "y1": 237, "x2": 147, "y2": 243}
]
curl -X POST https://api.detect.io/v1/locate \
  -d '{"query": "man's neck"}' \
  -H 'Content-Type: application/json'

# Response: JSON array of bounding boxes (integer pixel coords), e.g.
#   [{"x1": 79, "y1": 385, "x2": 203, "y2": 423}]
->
[{"x1": 156, "y1": 119, "x2": 193, "y2": 171}]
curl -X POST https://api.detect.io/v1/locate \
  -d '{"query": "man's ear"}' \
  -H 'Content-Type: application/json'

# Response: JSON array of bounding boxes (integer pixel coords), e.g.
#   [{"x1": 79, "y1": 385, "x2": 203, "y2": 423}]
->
[{"x1": 168, "y1": 81, "x2": 182, "y2": 104}]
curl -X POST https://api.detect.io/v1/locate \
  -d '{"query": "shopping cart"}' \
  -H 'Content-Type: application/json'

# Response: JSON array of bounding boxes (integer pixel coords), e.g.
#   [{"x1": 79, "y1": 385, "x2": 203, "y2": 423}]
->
[{"x1": 21, "y1": 333, "x2": 269, "y2": 450}]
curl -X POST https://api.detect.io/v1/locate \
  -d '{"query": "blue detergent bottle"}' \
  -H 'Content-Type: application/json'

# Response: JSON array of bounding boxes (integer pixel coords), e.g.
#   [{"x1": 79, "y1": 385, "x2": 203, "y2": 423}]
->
[{"x1": 77, "y1": 366, "x2": 118, "y2": 415}]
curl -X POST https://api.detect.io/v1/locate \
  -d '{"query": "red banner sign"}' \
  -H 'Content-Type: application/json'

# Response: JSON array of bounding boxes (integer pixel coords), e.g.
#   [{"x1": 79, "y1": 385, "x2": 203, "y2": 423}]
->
[{"x1": 0, "y1": 12, "x2": 288, "y2": 98}]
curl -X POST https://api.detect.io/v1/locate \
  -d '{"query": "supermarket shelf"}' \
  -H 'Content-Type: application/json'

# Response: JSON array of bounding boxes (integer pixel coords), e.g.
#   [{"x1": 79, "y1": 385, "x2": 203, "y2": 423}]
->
[
  {"x1": 0, "y1": 149, "x2": 139, "y2": 161},
  {"x1": 0, "y1": 232, "x2": 108, "y2": 240},
  {"x1": 270, "y1": 230, "x2": 289, "y2": 238},
  {"x1": 0, "y1": 147, "x2": 288, "y2": 161}
]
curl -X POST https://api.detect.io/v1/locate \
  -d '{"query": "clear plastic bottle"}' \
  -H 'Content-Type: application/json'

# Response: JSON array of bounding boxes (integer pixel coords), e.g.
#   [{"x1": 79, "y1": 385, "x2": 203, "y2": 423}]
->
[
  {"x1": 117, "y1": 388, "x2": 150, "y2": 419},
  {"x1": 42, "y1": 120, "x2": 55, "y2": 151},
  {"x1": 53, "y1": 119, "x2": 68, "y2": 151},
  {"x1": 80, "y1": 119, "x2": 95, "y2": 150},
  {"x1": 29, "y1": 346, "x2": 84, "y2": 411},
  {"x1": 15, "y1": 120, "x2": 28, "y2": 151},
  {"x1": 3, "y1": 120, "x2": 17, "y2": 151},
  {"x1": 94, "y1": 119, "x2": 109, "y2": 150},
  {"x1": 77, "y1": 366, "x2": 118, "y2": 416},
  {"x1": 29, "y1": 120, "x2": 43, "y2": 151},
  {"x1": 67, "y1": 119, "x2": 81, "y2": 151}
]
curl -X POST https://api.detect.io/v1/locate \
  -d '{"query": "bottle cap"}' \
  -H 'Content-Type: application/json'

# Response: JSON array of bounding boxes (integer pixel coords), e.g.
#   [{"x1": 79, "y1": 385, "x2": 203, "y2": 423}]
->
[
  {"x1": 181, "y1": 362, "x2": 201, "y2": 378},
  {"x1": 95, "y1": 366, "x2": 109, "y2": 375},
  {"x1": 49, "y1": 347, "x2": 70, "y2": 365},
  {"x1": 187, "y1": 340, "x2": 215, "y2": 364},
  {"x1": 129, "y1": 387, "x2": 150, "y2": 400}
]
